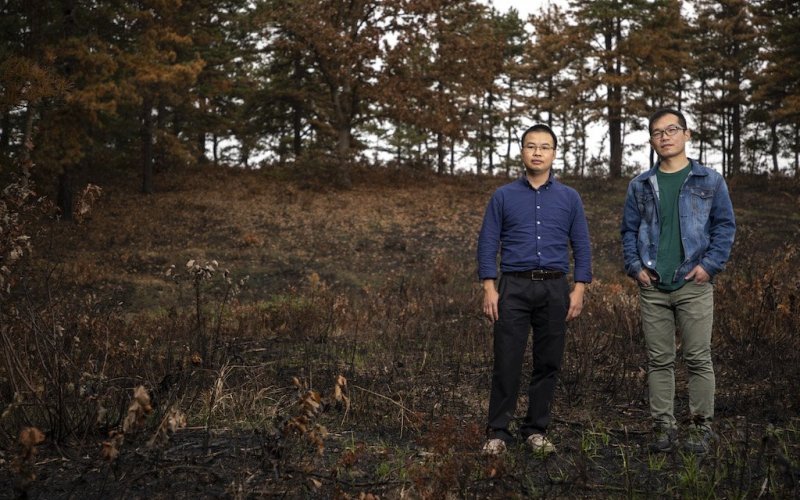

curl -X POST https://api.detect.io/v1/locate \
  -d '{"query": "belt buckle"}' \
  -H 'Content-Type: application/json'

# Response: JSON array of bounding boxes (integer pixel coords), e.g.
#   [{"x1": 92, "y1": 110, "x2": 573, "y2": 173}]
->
[{"x1": 530, "y1": 271, "x2": 546, "y2": 281}]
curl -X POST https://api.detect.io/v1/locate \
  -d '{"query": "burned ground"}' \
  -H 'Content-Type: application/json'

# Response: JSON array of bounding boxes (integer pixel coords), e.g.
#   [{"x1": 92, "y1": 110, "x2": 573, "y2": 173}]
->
[{"x1": 1, "y1": 166, "x2": 799, "y2": 498}]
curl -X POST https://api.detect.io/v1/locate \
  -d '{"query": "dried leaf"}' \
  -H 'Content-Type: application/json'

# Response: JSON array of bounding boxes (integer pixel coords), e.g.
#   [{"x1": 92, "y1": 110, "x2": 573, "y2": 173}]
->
[
  {"x1": 122, "y1": 386, "x2": 152, "y2": 433},
  {"x1": 101, "y1": 431, "x2": 124, "y2": 462},
  {"x1": 100, "y1": 440, "x2": 119, "y2": 462},
  {"x1": 133, "y1": 386, "x2": 151, "y2": 409},
  {"x1": 167, "y1": 409, "x2": 187, "y2": 433},
  {"x1": 19, "y1": 427, "x2": 45, "y2": 448}
]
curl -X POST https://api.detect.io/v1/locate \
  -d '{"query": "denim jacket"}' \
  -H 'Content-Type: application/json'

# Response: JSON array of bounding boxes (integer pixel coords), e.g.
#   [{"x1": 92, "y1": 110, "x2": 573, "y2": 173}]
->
[{"x1": 621, "y1": 159, "x2": 736, "y2": 282}]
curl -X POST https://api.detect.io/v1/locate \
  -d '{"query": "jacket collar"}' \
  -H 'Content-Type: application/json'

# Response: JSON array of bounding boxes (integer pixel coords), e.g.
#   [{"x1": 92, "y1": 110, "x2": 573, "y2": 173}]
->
[{"x1": 640, "y1": 158, "x2": 706, "y2": 180}]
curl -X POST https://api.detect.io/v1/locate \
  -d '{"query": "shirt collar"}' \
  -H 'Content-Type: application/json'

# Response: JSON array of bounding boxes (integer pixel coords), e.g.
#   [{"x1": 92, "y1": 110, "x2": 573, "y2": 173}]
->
[{"x1": 520, "y1": 172, "x2": 555, "y2": 190}]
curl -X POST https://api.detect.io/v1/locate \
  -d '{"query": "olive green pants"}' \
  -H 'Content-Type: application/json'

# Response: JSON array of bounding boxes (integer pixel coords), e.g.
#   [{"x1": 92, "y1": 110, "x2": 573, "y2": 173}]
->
[{"x1": 639, "y1": 281, "x2": 715, "y2": 430}]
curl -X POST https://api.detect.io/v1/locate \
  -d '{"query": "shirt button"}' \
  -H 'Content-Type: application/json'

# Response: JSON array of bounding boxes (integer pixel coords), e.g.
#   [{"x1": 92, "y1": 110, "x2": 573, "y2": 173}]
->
[
  {"x1": 537, "y1": 221, "x2": 541, "y2": 224},
  {"x1": 646, "y1": 261, "x2": 652, "y2": 266},
  {"x1": 537, "y1": 206, "x2": 541, "y2": 209},
  {"x1": 537, "y1": 236, "x2": 541, "y2": 239}
]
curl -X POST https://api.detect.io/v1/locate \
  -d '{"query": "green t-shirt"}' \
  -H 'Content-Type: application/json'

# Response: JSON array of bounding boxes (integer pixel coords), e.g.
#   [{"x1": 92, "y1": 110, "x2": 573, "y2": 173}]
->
[{"x1": 655, "y1": 164, "x2": 691, "y2": 291}]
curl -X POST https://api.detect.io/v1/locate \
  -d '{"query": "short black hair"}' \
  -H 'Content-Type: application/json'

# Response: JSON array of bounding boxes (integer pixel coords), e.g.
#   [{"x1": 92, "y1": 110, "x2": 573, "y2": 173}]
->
[
  {"x1": 520, "y1": 124, "x2": 557, "y2": 150},
  {"x1": 648, "y1": 108, "x2": 688, "y2": 134}
]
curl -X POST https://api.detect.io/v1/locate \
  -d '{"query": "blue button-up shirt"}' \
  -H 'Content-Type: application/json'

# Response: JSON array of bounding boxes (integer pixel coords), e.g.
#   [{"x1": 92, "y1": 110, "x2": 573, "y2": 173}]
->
[{"x1": 477, "y1": 175, "x2": 593, "y2": 283}]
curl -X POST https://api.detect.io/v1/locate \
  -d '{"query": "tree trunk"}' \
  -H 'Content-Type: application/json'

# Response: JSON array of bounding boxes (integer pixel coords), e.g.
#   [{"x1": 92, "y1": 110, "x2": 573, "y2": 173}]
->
[
  {"x1": 731, "y1": 99, "x2": 742, "y2": 176},
  {"x1": 196, "y1": 97, "x2": 206, "y2": 163},
  {"x1": 449, "y1": 141, "x2": 455, "y2": 175},
  {"x1": 721, "y1": 110, "x2": 727, "y2": 177},
  {"x1": 57, "y1": 168, "x2": 73, "y2": 221},
  {"x1": 198, "y1": 132, "x2": 207, "y2": 163},
  {"x1": 156, "y1": 99, "x2": 166, "y2": 169},
  {"x1": 212, "y1": 133, "x2": 219, "y2": 167},
  {"x1": 292, "y1": 56, "x2": 304, "y2": 157},
  {"x1": 770, "y1": 121, "x2": 779, "y2": 174},
  {"x1": 698, "y1": 81, "x2": 706, "y2": 165},
  {"x1": 608, "y1": 94, "x2": 622, "y2": 177},
  {"x1": 436, "y1": 131, "x2": 445, "y2": 174},
  {"x1": 487, "y1": 90, "x2": 494, "y2": 175},
  {"x1": 0, "y1": 108, "x2": 10, "y2": 155},
  {"x1": 795, "y1": 125, "x2": 799, "y2": 176},
  {"x1": 476, "y1": 96, "x2": 485, "y2": 175},
  {"x1": 605, "y1": 25, "x2": 623, "y2": 178},
  {"x1": 330, "y1": 82, "x2": 353, "y2": 185},
  {"x1": 731, "y1": 105, "x2": 741, "y2": 175},
  {"x1": 292, "y1": 104, "x2": 302, "y2": 157},
  {"x1": 21, "y1": 103, "x2": 35, "y2": 165},
  {"x1": 141, "y1": 96, "x2": 154, "y2": 194},
  {"x1": 730, "y1": 39, "x2": 742, "y2": 176},
  {"x1": 333, "y1": 99, "x2": 352, "y2": 188},
  {"x1": 505, "y1": 79, "x2": 514, "y2": 170}
]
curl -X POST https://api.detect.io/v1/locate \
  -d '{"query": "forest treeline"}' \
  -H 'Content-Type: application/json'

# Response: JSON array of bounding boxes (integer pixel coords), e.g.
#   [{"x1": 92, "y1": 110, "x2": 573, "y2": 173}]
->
[{"x1": 1, "y1": 0, "x2": 799, "y2": 201}]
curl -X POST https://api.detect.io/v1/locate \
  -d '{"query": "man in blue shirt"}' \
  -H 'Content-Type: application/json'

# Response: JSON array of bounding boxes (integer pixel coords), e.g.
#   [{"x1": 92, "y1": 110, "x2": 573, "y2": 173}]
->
[
  {"x1": 621, "y1": 108, "x2": 735, "y2": 455},
  {"x1": 477, "y1": 123, "x2": 592, "y2": 456}
]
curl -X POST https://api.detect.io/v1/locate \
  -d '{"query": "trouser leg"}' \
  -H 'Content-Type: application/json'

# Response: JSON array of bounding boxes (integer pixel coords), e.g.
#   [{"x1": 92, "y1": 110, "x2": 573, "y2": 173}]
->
[
  {"x1": 674, "y1": 282, "x2": 715, "y2": 425},
  {"x1": 640, "y1": 285, "x2": 678, "y2": 429},
  {"x1": 487, "y1": 277, "x2": 531, "y2": 441},
  {"x1": 520, "y1": 278, "x2": 568, "y2": 438}
]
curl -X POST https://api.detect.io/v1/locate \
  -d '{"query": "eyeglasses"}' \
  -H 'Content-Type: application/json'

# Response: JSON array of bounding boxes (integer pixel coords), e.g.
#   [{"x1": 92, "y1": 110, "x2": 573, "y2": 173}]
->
[
  {"x1": 523, "y1": 144, "x2": 554, "y2": 153},
  {"x1": 650, "y1": 125, "x2": 686, "y2": 140}
]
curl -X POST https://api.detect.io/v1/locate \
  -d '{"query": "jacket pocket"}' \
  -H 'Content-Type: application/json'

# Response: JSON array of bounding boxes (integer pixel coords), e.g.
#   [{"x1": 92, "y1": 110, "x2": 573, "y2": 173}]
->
[
  {"x1": 689, "y1": 187, "x2": 713, "y2": 217},
  {"x1": 636, "y1": 192, "x2": 656, "y2": 220}
]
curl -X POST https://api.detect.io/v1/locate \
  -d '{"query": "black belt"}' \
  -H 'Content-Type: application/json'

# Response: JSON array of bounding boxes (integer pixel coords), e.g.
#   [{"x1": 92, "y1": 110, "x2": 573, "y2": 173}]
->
[{"x1": 505, "y1": 270, "x2": 565, "y2": 281}]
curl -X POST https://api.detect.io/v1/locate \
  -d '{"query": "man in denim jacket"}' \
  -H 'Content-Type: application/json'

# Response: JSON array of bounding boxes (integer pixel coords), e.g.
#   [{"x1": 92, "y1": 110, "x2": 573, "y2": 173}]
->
[{"x1": 621, "y1": 108, "x2": 735, "y2": 454}]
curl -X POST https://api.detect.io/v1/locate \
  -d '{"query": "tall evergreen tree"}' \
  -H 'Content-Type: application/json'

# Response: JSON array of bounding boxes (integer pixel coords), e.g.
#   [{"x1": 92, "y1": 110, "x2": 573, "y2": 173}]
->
[
  {"x1": 180, "y1": 1, "x2": 257, "y2": 166},
  {"x1": 750, "y1": 0, "x2": 800, "y2": 174},
  {"x1": 691, "y1": 0, "x2": 757, "y2": 176},
  {"x1": 569, "y1": 0, "x2": 674, "y2": 177},
  {"x1": 485, "y1": 7, "x2": 526, "y2": 175},
  {"x1": 115, "y1": 0, "x2": 205, "y2": 193},
  {"x1": 526, "y1": 3, "x2": 594, "y2": 175},
  {"x1": 380, "y1": 0, "x2": 498, "y2": 174},
  {"x1": 263, "y1": 0, "x2": 402, "y2": 184},
  {"x1": 492, "y1": 8, "x2": 527, "y2": 175}
]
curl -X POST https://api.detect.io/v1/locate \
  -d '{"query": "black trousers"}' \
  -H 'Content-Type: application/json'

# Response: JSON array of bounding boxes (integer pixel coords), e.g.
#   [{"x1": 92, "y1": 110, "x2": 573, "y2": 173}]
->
[{"x1": 487, "y1": 274, "x2": 569, "y2": 441}]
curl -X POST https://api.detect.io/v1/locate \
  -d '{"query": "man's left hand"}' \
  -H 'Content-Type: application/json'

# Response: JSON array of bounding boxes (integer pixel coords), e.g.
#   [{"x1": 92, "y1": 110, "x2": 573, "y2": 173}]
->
[
  {"x1": 685, "y1": 265, "x2": 711, "y2": 284},
  {"x1": 566, "y1": 283, "x2": 586, "y2": 321}
]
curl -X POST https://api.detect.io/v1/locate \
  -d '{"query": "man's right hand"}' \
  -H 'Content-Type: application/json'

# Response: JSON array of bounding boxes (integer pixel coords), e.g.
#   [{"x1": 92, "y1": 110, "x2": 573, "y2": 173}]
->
[
  {"x1": 637, "y1": 269, "x2": 654, "y2": 286},
  {"x1": 482, "y1": 280, "x2": 499, "y2": 323}
]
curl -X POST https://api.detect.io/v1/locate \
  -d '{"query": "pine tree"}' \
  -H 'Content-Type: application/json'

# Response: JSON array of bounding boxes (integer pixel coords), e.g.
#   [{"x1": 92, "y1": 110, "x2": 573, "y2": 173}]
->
[
  {"x1": 179, "y1": 0, "x2": 258, "y2": 166},
  {"x1": 750, "y1": 0, "x2": 800, "y2": 174},
  {"x1": 690, "y1": 0, "x2": 758, "y2": 176},
  {"x1": 263, "y1": 0, "x2": 400, "y2": 184},
  {"x1": 526, "y1": 2, "x2": 594, "y2": 175},
  {"x1": 379, "y1": 0, "x2": 499, "y2": 174},
  {"x1": 484, "y1": 7, "x2": 526, "y2": 175},
  {"x1": 491, "y1": 8, "x2": 527, "y2": 175},
  {"x1": 115, "y1": 0, "x2": 205, "y2": 193},
  {"x1": 569, "y1": 0, "x2": 678, "y2": 177}
]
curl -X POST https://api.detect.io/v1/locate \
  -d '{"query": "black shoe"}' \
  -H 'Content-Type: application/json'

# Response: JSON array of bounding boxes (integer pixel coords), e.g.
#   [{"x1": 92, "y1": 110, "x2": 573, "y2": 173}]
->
[
  {"x1": 683, "y1": 425, "x2": 717, "y2": 455},
  {"x1": 649, "y1": 427, "x2": 678, "y2": 453}
]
